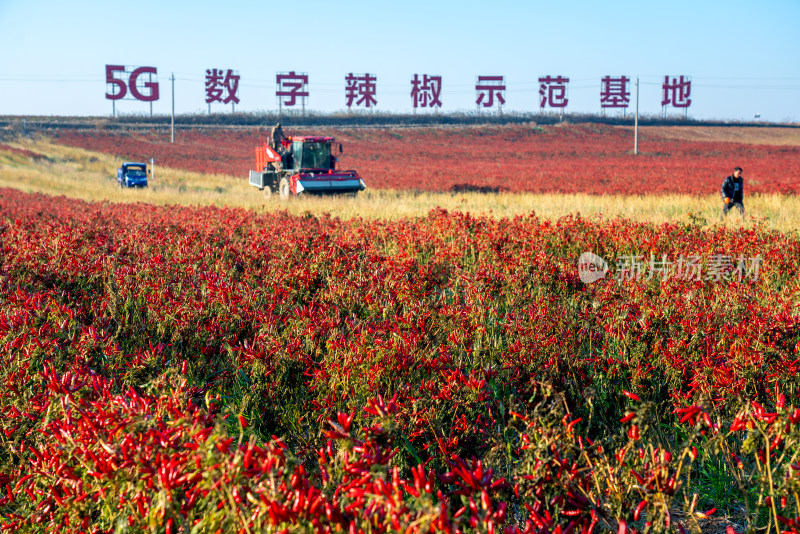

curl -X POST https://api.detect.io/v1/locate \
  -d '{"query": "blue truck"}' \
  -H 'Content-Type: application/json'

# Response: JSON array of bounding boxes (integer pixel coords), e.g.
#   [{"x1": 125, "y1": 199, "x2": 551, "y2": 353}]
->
[{"x1": 117, "y1": 162, "x2": 148, "y2": 188}]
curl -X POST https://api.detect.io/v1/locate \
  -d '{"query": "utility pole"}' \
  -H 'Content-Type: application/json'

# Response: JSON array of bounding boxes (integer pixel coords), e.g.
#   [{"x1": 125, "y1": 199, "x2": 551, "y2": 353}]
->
[
  {"x1": 171, "y1": 73, "x2": 175, "y2": 144},
  {"x1": 634, "y1": 77, "x2": 639, "y2": 156}
]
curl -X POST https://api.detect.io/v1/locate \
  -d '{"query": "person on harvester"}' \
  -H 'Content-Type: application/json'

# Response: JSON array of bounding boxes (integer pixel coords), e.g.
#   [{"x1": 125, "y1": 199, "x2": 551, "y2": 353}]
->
[{"x1": 271, "y1": 123, "x2": 286, "y2": 152}]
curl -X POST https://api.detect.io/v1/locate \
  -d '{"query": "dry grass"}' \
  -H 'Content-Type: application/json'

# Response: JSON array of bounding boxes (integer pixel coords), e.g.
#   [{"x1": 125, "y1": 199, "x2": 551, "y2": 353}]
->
[
  {"x1": 636, "y1": 125, "x2": 800, "y2": 146},
  {"x1": 1, "y1": 136, "x2": 797, "y2": 233}
]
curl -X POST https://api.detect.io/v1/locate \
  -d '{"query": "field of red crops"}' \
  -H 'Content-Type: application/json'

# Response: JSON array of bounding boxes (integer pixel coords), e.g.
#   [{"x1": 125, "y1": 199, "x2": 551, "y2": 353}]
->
[
  {"x1": 2, "y1": 187, "x2": 800, "y2": 533},
  {"x1": 52, "y1": 124, "x2": 800, "y2": 195}
]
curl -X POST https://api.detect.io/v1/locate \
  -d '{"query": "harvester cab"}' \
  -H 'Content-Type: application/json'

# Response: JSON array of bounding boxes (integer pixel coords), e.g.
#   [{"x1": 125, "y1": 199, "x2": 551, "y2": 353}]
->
[{"x1": 249, "y1": 135, "x2": 366, "y2": 200}]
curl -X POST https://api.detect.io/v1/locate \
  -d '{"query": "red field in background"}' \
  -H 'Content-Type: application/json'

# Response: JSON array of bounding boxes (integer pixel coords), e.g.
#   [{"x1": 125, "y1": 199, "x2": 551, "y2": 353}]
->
[{"x1": 53, "y1": 124, "x2": 800, "y2": 194}]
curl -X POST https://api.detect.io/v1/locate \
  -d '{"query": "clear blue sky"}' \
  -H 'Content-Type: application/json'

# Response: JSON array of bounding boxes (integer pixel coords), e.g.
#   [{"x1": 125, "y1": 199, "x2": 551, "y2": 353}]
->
[{"x1": 1, "y1": 0, "x2": 798, "y2": 122}]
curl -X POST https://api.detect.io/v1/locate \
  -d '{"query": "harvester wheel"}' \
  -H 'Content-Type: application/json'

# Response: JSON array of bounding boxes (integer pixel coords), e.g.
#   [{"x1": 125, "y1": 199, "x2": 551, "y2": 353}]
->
[
  {"x1": 279, "y1": 178, "x2": 290, "y2": 201},
  {"x1": 263, "y1": 187, "x2": 272, "y2": 199}
]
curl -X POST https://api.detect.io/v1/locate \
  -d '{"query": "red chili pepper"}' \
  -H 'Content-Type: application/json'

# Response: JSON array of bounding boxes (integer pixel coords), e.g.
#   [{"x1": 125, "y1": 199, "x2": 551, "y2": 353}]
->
[
  {"x1": 481, "y1": 489, "x2": 491, "y2": 511},
  {"x1": 13, "y1": 474, "x2": 33, "y2": 492},
  {"x1": 622, "y1": 390, "x2": 641, "y2": 401},
  {"x1": 620, "y1": 413, "x2": 636, "y2": 423},
  {"x1": 633, "y1": 499, "x2": 646, "y2": 520},
  {"x1": 566, "y1": 417, "x2": 582, "y2": 431},
  {"x1": 702, "y1": 412, "x2": 713, "y2": 428}
]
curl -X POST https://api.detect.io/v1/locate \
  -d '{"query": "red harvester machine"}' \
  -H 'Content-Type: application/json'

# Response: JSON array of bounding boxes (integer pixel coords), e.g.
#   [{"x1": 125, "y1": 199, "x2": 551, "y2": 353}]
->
[{"x1": 248, "y1": 135, "x2": 366, "y2": 200}]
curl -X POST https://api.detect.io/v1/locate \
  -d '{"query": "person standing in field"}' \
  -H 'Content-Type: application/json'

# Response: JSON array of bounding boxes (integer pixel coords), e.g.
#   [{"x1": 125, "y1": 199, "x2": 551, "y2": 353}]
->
[{"x1": 721, "y1": 166, "x2": 745, "y2": 219}]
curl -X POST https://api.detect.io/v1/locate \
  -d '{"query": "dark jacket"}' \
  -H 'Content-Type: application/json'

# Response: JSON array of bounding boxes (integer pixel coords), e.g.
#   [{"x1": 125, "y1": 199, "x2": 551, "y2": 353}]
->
[
  {"x1": 721, "y1": 175, "x2": 744, "y2": 203},
  {"x1": 271, "y1": 126, "x2": 285, "y2": 148}
]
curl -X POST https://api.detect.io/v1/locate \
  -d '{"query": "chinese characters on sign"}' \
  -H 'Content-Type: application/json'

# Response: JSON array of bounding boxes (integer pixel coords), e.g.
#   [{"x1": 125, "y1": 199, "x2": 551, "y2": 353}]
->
[
  {"x1": 475, "y1": 76, "x2": 506, "y2": 110},
  {"x1": 662, "y1": 75, "x2": 692, "y2": 115},
  {"x1": 276, "y1": 72, "x2": 309, "y2": 110},
  {"x1": 345, "y1": 73, "x2": 378, "y2": 109},
  {"x1": 600, "y1": 76, "x2": 630, "y2": 109},
  {"x1": 410, "y1": 74, "x2": 442, "y2": 110},
  {"x1": 205, "y1": 69, "x2": 240, "y2": 111},
  {"x1": 104, "y1": 64, "x2": 695, "y2": 115},
  {"x1": 539, "y1": 76, "x2": 569, "y2": 109}
]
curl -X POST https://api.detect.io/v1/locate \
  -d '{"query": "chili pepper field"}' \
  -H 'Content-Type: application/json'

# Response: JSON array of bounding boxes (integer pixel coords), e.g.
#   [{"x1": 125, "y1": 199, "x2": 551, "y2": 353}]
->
[
  {"x1": 1, "y1": 125, "x2": 800, "y2": 533},
  {"x1": 50, "y1": 124, "x2": 800, "y2": 195}
]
